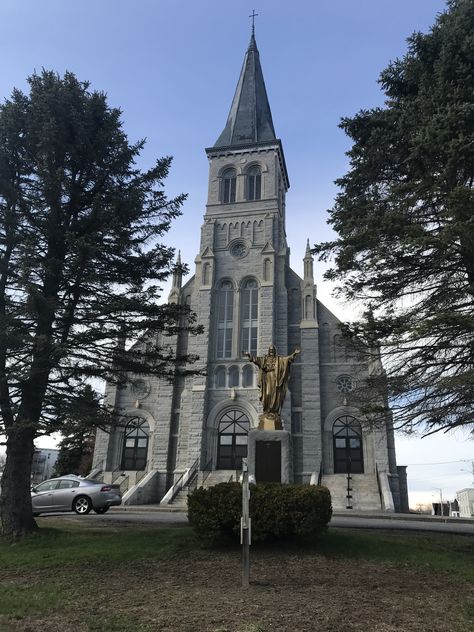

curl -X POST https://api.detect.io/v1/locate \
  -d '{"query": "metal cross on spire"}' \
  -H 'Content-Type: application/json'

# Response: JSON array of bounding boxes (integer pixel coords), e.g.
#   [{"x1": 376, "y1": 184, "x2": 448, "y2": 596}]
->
[{"x1": 249, "y1": 9, "x2": 259, "y2": 36}]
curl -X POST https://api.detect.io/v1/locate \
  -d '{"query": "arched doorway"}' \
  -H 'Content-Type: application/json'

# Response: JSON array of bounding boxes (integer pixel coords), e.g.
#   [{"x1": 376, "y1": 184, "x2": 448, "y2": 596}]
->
[
  {"x1": 217, "y1": 409, "x2": 250, "y2": 470},
  {"x1": 121, "y1": 417, "x2": 149, "y2": 470},
  {"x1": 333, "y1": 415, "x2": 364, "y2": 474}
]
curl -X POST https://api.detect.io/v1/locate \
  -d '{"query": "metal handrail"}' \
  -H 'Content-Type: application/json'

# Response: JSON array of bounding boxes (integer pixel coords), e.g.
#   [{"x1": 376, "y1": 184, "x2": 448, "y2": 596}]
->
[
  {"x1": 187, "y1": 468, "x2": 200, "y2": 493},
  {"x1": 201, "y1": 458, "x2": 213, "y2": 486},
  {"x1": 346, "y1": 467, "x2": 353, "y2": 510},
  {"x1": 375, "y1": 463, "x2": 384, "y2": 510},
  {"x1": 161, "y1": 457, "x2": 199, "y2": 505},
  {"x1": 317, "y1": 461, "x2": 323, "y2": 486},
  {"x1": 112, "y1": 466, "x2": 124, "y2": 483},
  {"x1": 135, "y1": 461, "x2": 148, "y2": 486},
  {"x1": 119, "y1": 476, "x2": 130, "y2": 494}
]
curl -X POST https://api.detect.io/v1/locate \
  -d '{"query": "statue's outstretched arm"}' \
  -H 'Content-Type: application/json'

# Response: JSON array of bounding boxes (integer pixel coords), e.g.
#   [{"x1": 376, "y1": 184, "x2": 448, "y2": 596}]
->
[{"x1": 291, "y1": 347, "x2": 301, "y2": 360}]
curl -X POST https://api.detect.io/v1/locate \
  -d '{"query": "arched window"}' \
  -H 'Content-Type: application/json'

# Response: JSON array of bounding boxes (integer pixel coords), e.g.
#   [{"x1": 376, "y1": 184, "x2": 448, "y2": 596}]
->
[
  {"x1": 215, "y1": 366, "x2": 226, "y2": 388},
  {"x1": 333, "y1": 415, "x2": 363, "y2": 474},
  {"x1": 229, "y1": 365, "x2": 239, "y2": 387},
  {"x1": 246, "y1": 165, "x2": 261, "y2": 201},
  {"x1": 240, "y1": 278, "x2": 258, "y2": 356},
  {"x1": 121, "y1": 417, "x2": 149, "y2": 470},
  {"x1": 221, "y1": 168, "x2": 236, "y2": 203},
  {"x1": 217, "y1": 409, "x2": 250, "y2": 469},
  {"x1": 216, "y1": 280, "x2": 234, "y2": 358},
  {"x1": 242, "y1": 364, "x2": 254, "y2": 388}
]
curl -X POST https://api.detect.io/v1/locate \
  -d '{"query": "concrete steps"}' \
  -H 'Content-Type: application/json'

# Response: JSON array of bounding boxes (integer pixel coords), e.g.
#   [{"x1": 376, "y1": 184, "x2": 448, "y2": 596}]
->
[
  {"x1": 168, "y1": 470, "x2": 236, "y2": 508},
  {"x1": 198, "y1": 470, "x2": 236, "y2": 488},
  {"x1": 322, "y1": 474, "x2": 382, "y2": 511},
  {"x1": 168, "y1": 487, "x2": 189, "y2": 509}
]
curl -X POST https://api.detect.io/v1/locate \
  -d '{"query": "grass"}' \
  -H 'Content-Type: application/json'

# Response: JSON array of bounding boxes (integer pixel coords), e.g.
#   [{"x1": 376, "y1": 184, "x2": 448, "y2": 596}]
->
[
  {"x1": 0, "y1": 524, "x2": 198, "y2": 570},
  {"x1": 0, "y1": 582, "x2": 66, "y2": 618},
  {"x1": 0, "y1": 524, "x2": 472, "y2": 629},
  {"x1": 315, "y1": 528, "x2": 474, "y2": 582},
  {"x1": 1, "y1": 523, "x2": 473, "y2": 579}
]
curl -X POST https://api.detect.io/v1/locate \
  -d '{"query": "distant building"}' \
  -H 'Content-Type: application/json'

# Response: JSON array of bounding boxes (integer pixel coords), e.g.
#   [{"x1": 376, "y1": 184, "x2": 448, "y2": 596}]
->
[
  {"x1": 31, "y1": 448, "x2": 59, "y2": 485},
  {"x1": 456, "y1": 488, "x2": 474, "y2": 518}
]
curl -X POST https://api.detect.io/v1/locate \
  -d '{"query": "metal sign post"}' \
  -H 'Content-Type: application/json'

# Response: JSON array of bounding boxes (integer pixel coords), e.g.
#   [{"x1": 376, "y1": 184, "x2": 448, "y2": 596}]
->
[{"x1": 241, "y1": 457, "x2": 251, "y2": 589}]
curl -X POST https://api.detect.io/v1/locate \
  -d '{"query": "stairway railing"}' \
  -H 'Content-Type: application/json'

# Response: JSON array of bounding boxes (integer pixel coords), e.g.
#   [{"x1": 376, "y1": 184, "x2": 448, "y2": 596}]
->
[
  {"x1": 346, "y1": 461, "x2": 353, "y2": 509},
  {"x1": 135, "y1": 461, "x2": 148, "y2": 486},
  {"x1": 160, "y1": 457, "x2": 199, "y2": 505},
  {"x1": 201, "y1": 458, "x2": 213, "y2": 485}
]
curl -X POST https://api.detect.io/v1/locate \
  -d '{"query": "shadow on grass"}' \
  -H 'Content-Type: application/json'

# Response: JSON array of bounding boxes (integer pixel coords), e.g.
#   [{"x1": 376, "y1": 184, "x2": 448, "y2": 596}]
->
[{"x1": 1, "y1": 524, "x2": 473, "y2": 582}]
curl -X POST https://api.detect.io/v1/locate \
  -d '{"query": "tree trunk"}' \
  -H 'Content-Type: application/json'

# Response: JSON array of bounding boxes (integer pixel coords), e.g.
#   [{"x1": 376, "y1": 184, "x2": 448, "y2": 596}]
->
[{"x1": 0, "y1": 426, "x2": 37, "y2": 537}]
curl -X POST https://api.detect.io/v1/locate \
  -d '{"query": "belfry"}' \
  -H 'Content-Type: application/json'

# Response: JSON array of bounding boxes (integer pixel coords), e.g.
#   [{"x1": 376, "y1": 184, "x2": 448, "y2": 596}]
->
[{"x1": 92, "y1": 31, "x2": 408, "y2": 512}]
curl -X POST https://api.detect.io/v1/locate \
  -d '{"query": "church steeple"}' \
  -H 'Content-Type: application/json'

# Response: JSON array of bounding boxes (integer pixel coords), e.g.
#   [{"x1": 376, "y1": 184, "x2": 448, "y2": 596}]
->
[
  {"x1": 168, "y1": 251, "x2": 183, "y2": 304},
  {"x1": 214, "y1": 33, "x2": 276, "y2": 148}
]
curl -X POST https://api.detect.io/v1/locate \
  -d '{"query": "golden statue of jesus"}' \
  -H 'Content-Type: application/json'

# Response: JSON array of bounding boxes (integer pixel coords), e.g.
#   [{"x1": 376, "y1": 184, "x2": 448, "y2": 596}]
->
[{"x1": 245, "y1": 344, "x2": 300, "y2": 430}]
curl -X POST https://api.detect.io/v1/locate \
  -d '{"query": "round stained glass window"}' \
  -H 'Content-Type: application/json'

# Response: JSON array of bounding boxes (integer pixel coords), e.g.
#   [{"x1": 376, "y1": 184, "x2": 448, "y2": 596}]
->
[
  {"x1": 336, "y1": 375, "x2": 353, "y2": 394},
  {"x1": 131, "y1": 379, "x2": 150, "y2": 400},
  {"x1": 230, "y1": 241, "x2": 248, "y2": 259}
]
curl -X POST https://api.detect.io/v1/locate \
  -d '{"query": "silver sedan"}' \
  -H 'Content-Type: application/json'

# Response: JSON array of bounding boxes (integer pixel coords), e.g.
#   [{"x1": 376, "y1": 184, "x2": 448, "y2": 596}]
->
[{"x1": 31, "y1": 475, "x2": 122, "y2": 515}]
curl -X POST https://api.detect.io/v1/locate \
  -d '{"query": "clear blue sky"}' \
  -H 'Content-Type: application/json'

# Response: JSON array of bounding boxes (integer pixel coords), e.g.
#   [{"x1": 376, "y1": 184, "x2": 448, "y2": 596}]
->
[{"x1": 1, "y1": 0, "x2": 472, "y2": 505}]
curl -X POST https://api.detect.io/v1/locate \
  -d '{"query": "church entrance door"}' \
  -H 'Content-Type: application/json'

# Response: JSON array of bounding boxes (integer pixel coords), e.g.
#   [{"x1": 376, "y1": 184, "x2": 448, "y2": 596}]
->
[
  {"x1": 333, "y1": 415, "x2": 364, "y2": 474},
  {"x1": 217, "y1": 410, "x2": 250, "y2": 470},
  {"x1": 121, "y1": 418, "x2": 149, "y2": 470}
]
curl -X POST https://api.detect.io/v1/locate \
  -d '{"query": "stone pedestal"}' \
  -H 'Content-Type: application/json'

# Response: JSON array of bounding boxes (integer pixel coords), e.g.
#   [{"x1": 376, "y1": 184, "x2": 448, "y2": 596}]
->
[
  {"x1": 247, "y1": 429, "x2": 290, "y2": 483},
  {"x1": 258, "y1": 412, "x2": 283, "y2": 431}
]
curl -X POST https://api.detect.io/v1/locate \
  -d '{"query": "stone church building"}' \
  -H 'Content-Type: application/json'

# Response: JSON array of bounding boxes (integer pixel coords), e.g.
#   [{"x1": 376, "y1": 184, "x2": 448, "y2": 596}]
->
[{"x1": 92, "y1": 33, "x2": 408, "y2": 512}]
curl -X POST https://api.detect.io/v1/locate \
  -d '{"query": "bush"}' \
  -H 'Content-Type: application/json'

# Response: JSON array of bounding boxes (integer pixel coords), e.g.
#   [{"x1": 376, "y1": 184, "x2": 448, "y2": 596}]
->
[{"x1": 187, "y1": 482, "x2": 332, "y2": 543}]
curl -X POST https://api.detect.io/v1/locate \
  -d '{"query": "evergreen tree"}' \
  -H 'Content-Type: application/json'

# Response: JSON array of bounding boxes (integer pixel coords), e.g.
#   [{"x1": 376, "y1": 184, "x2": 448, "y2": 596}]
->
[
  {"x1": 315, "y1": 0, "x2": 474, "y2": 436},
  {"x1": 0, "y1": 71, "x2": 199, "y2": 536},
  {"x1": 53, "y1": 385, "x2": 103, "y2": 477}
]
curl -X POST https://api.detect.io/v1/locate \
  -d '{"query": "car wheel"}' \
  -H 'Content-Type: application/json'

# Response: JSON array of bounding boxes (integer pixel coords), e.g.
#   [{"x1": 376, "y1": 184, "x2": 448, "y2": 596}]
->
[
  {"x1": 73, "y1": 496, "x2": 92, "y2": 515},
  {"x1": 94, "y1": 506, "x2": 110, "y2": 515}
]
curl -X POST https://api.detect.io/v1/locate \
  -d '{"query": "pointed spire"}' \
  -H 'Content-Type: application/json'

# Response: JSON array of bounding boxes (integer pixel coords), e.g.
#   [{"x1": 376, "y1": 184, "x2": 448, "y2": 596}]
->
[
  {"x1": 171, "y1": 250, "x2": 183, "y2": 291},
  {"x1": 303, "y1": 239, "x2": 314, "y2": 280},
  {"x1": 214, "y1": 33, "x2": 276, "y2": 147}
]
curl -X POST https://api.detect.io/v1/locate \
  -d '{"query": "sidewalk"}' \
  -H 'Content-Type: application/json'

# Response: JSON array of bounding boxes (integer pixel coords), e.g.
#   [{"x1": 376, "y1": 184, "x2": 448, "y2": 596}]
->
[{"x1": 110, "y1": 504, "x2": 474, "y2": 524}]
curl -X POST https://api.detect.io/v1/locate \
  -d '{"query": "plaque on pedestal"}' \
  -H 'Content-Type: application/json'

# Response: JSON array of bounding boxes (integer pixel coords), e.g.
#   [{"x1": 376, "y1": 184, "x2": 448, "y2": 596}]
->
[{"x1": 247, "y1": 428, "x2": 290, "y2": 484}]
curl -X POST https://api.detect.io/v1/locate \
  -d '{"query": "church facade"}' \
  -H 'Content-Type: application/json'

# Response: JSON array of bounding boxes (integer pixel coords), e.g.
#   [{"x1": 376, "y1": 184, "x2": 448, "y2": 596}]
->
[{"x1": 92, "y1": 34, "x2": 407, "y2": 512}]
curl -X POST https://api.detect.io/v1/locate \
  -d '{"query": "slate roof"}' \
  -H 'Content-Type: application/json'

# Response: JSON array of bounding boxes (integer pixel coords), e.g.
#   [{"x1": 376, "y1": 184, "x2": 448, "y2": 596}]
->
[{"x1": 214, "y1": 34, "x2": 276, "y2": 148}]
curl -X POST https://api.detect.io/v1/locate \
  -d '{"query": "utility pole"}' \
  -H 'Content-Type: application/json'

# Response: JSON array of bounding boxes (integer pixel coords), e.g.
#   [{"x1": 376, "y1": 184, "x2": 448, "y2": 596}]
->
[
  {"x1": 241, "y1": 458, "x2": 251, "y2": 589},
  {"x1": 436, "y1": 488, "x2": 444, "y2": 517}
]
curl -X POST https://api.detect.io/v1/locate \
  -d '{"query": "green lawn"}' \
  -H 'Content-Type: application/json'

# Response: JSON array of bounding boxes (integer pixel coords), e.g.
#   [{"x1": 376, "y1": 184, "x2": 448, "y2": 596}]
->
[
  {"x1": 1, "y1": 524, "x2": 472, "y2": 580},
  {"x1": 0, "y1": 524, "x2": 473, "y2": 632}
]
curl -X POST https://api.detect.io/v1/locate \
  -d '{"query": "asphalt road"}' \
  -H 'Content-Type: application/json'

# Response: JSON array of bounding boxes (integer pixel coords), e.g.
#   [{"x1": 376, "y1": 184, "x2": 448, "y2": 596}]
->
[{"x1": 39, "y1": 510, "x2": 474, "y2": 535}]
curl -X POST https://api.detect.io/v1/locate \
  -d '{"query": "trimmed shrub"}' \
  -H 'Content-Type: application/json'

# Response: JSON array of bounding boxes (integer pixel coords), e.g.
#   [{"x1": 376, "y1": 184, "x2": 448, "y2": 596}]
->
[{"x1": 187, "y1": 482, "x2": 332, "y2": 543}]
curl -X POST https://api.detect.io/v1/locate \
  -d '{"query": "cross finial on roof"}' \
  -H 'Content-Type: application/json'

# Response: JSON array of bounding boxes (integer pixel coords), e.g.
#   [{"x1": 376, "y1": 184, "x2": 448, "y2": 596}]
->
[{"x1": 249, "y1": 9, "x2": 258, "y2": 36}]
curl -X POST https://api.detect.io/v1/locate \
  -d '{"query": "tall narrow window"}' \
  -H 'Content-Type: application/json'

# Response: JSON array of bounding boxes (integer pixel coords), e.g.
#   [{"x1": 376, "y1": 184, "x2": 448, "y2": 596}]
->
[
  {"x1": 202, "y1": 262, "x2": 210, "y2": 285},
  {"x1": 246, "y1": 165, "x2": 261, "y2": 201},
  {"x1": 221, "y1": 168, "x2": 236, "y2": 203},
  {"x1": 240, "y1": 279, "x2": 258, "y2": 355},
  {"x1": 216, "y1": 280, "x2": 234, "y2": 358}
]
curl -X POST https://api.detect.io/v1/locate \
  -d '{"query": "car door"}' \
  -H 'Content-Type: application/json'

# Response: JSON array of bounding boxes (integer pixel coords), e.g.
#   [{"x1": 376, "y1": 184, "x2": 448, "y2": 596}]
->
[
  {"x1": 53, "y1": 479, "x2": 81, "y2": 510},
  {"x1": 31, "y1": 480, "x2": 60, "y2": 512}
]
